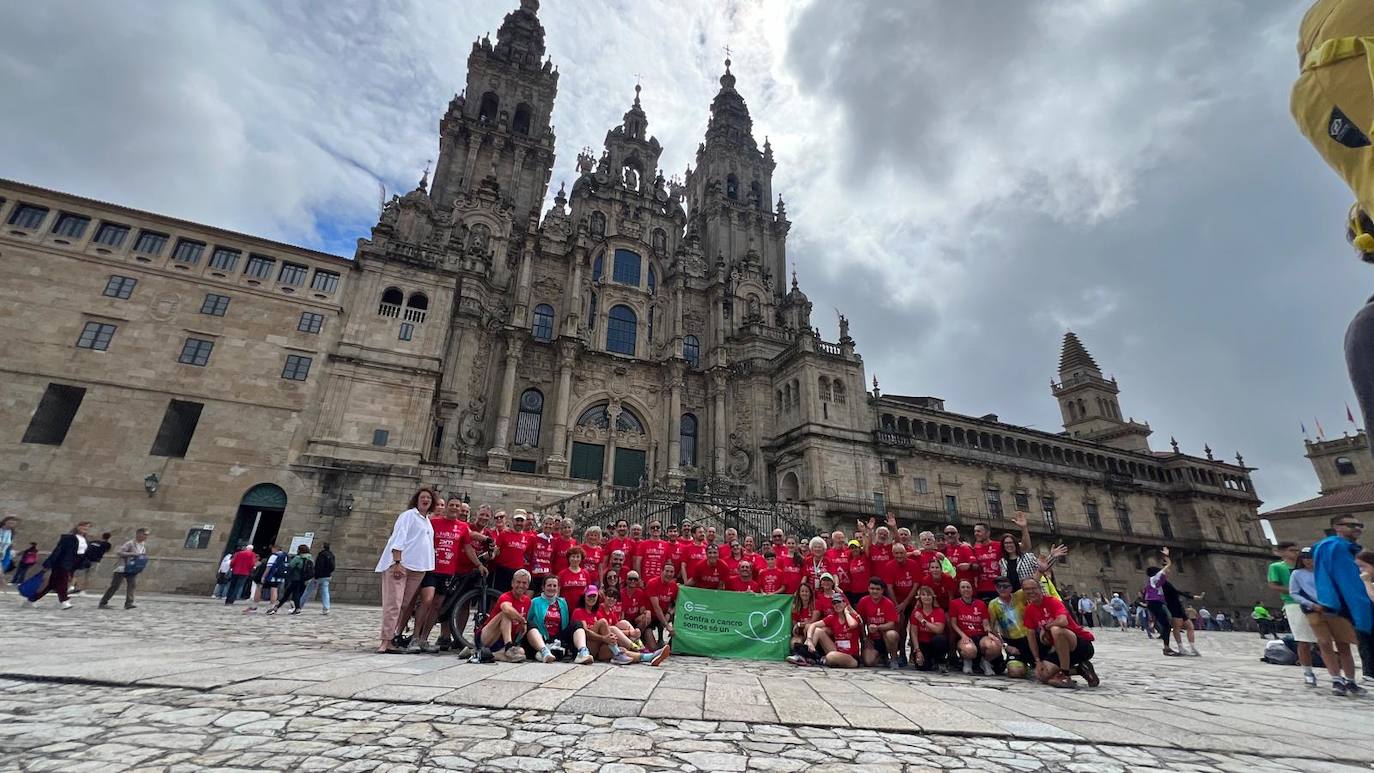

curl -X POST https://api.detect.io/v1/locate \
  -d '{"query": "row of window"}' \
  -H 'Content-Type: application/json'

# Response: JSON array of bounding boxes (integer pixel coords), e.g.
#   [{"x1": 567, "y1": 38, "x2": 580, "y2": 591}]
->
[
  {"x1": 101, "y1": 274, "x2": 327, "y2": 333},
  {"x1": 6, "y1": 202, "x2": 340, "y2": 292},
  {"x1": 591, "y1": 249, "x2": 657, "y2": 293},
  {"x1": 23, "y1": 383, "x2": 204, "y2": 458},
  {"x1": 75, "y1": 321, "x2": 313, "y2": 379},
  {"x1": 512, "y1": 391, "x2": 702, "y2": 467}
]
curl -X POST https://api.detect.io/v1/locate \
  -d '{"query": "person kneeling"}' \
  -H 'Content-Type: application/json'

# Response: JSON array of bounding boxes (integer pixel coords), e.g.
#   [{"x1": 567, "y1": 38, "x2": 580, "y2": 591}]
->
[
  {"x1": 949, "y1": 580, "x2": 1003, "y2": 676},
  {"x1": 908, "y1": 585, "x2": 949, "y2": 673},
  {"x1": 857, "y1": 577, "x2": 901, "y2": 668},
  {"x1": 808, "y1": 590, "x2": 862, "y2": 668},
  {"x1": 1021, "y1": 578, "x2": 1099, "y2": 688},
  {"x1": 480, "y1": 569, "x2": 533, "y2": 663}
]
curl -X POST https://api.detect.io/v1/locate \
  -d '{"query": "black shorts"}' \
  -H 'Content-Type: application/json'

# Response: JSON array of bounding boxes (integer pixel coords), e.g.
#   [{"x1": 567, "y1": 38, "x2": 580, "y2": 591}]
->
[
  {"x1": 421, "y1": 572, "x2": 454, "y2": 591},
  {"x1": 845, "y1": 591, "x2": 865, "y2": 607},
  {"x1": 1069, "y1": 638, "x2": 1095, "y2": 666},
  {"x1": 1006, "y1": 635, "x2": 1037, "y2": 663},
  {"x1": 865, "y1": 636, "x2": 890, "y2": 656},
  {"x1": 1165, "y1": 600, "x2": 1186, "y2": 620},
  {"x1": 261, "y1": 581, "x2": 280, "y2": 589}
]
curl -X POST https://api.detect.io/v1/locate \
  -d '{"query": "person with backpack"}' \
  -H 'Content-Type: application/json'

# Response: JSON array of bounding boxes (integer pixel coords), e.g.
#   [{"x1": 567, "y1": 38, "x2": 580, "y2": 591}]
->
[
  {"x1": 12, "y1": 543, "x2": 38, "y2": 586},
  {"x1": 98, "y1": 529, "x2": 149, "y2": 610},
  {"x1": 301, "y1": 543, "x2": 334, "y2": 614},
  {"x1": 75, "y1": 531, "x2": 113, "y2": 594},
  {"x1": 247, "y1": 544, "x2": 287, "y2": 614},
  {"x1": 23, "y1": 521, "x2": 91, "y2": 609},
  {"x1": 272, "y1": 545, "x2": 313, "y2": 615},
  {"x1": 224, "y1": 544, "x2": 257, "y2": 606}
]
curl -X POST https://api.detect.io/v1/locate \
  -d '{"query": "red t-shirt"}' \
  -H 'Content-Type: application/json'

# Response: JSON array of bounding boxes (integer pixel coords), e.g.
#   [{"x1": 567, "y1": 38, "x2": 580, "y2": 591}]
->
[
  {"x1": 690, "y1": 559, "x2": 727, "y2": 589},
  {"x1": 758, "y1": 567, "x2": 788, "y2": 595},
  {"x1": 644, "y1": 577, "x2": 679, "y2": 615},
  {"x1": 780, "y1": 564, "x2": 804, "y2": 594},
  {"x1": 678, "y1": 542, "x2": 708, "y2": 574},
  {"x1": 558, "y1": 567, "x2": 591, "y2": 609},
  {"x1": 971, "y1": 541, "x2": 1004, "y2": 593},
  {"x1": 495, "y1": 530, "x2": 534, "y2": 570},
  {"x1": 792, "y1": 602, "x2": 817, "y2": 626},
  {"x1": 724, "y1": 576, "x2": 760, "y2": 593},
  {"x1": 635, "y1": 539, "x2": 672, "y2": 580},
  {"x1": 544, "y1": 601, "x2": 564, "y2": 636},
  {"x1": 622, "y1": 588, "x2": 649, "y2": 621},
  {"x1": 948, "y1": 597, "x2": 990, "y2": 638},
  {"x1": 803, "y1": 556, "x2": 840, "y2": 589},
  {"x1": 717, "y1": 543, "x2": 735, "y2": 562},
  {"x1": 823, "y1": 612, "x2": 861, "y2": 656},
  {"x1": 856, "y1": 595, "x2": 898, "y2": 639},
  {"x1": 883, "y1": 559, "x2": 920, "y2": 605},
  {"x1": 551, "y1": 536, "x2": 576, "y2": 574},
  {"x1": 1023, "y1": 595, "x2": 1095, "y2": 642},
  {"x1": 606, "y1": 537, "x2": 634, "y2": 561},
  {"x1": 430, "y1": 517, "x2": 464, "y2": 575},
  {"x1": 908, "y1": 605, "x2": 947, "y2": 643},
  {"x1": 868, "y1": 542, "x2": 894, "y2": 571},
  {"x1": 528, "y1": 533, "x2": 556, "y2": 576},
  {"x1": 825, "y1": 547, "x2": 848, "y2": 565},
  {"x1": 230, "y1": 549, "x2": 257, "y2": 576},
  {"x1": 453, "y1": 521, "x2": 481, "y2": 574},
  {"x1": 945, "y1": 542, "x2": 977, "y2": 586},
  {"x1": 492, "y1": 591, "x2": 532, "y2": 634},
  {"x1": 814, "y1": 593, "x2": 836, "y2": 617},
  {"x1": 845, "y1": 552, "x2": 872, "y2": 594},
  {"x1": 581, "y1": 544, "x2": 605, "y2": 577},
  {"x1": 600, "y1": 598, "x2": 622, "y2": 623}
]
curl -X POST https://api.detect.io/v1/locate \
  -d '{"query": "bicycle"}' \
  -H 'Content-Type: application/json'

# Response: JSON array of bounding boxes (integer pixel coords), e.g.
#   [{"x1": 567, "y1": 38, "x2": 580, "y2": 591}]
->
[{"x1": 440, "y1": 540, "x2": 501, "y2": 654}]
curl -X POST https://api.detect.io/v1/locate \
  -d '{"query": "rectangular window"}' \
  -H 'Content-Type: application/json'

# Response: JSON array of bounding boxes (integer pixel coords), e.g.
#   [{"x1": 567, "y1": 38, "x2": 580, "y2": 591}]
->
[
  {"x1": 8, "y1": 203, "x2": 49, "y2": 229},
  {"x1": 177, "y1": 337, "x2": 214, "y2": 366},
  {"x1": 986, "y1": 489, "x2": 1003, "y2": 518},
  {"x1": 76, "y1": 321, "x2": 116, "y2": 351},
  {"x1": 278, "y1": 262, "x2": 308, "y2": 285},
  {"x1": 944, "y1": 494, "x2": 959, "y2": 521},
  {"x1": 1116, "y1": 504, "x2": 1133, "y2": 535},
  {"x1": 298, "y1": 311, "x2": 323, "y2": 334},
  {"x1": 209, "y1": 247, "x2": 240, "y2": 272},
  {"x1": 399, "y1": 322, "x2": 414, "y2": 341},
  {"x1": 199, "y1": 293, "x2": 230, "y2": 316},
  {"x1": 1101, "y1": 549, "x2": 1112, "y2": 568},
  {"x1": 149, "y1": 399, "x2": 203, "y2": 458},
  {"x1": 1041, "y1": 496, "x2": 1058, "y2": 531},
  {"x1": 245, "y1": 254, "x2": 275, "y2": 279},
  {"x1": 510, "y1": 459, "x2": 537, "y2": 473},
  {"x1": 884, "y1": 459, "x2": 898, "y2": 475},
  {"x1": 172, "y1": 238, "x2": 205, "y2": 264},
  {"x1": 873, "y1": 492, "x2": 886, "y2": 516},
  {"x1": 132, "y1": 230, "x2": 168, "y2": 255},
  {"x1": 914, "y1": 477, "x2": 928, "y2": 494},
  {"x1": 310, "y1": 270, "x2": 339, "y2": 293},
  {"x1": 92, "y1": 222, "x2": 130, "y2": 248},
  {"x1": 51, "y1": 212, "x2": 90, "y2": 239},
  {"x1": 21, "y1": 384, "x2": 86, "y2": 445},
  {"x1": 372, "y1": 429, "x2": 389, "y2": 447},
  {"x1": 281, "y1": 354, "x2": 312, "y2": 381},
  {"x1": 102, "y1": 275, "x2": 137, "y2": 300},
  {"x1": 184, "y1": 528, "x2": 213, "y2": 549},
  {"x1": 1086, "y1": 502, "x2": 1102, "y2": 531},
  {"x1": 1014, "y1": 492, "x2": 1030, "y2": 511}
]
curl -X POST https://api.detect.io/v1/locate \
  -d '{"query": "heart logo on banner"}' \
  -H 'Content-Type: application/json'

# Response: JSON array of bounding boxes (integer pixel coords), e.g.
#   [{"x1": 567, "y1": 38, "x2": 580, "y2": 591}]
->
[{"x1": 738, "y1": 609, "x2": 785, "y2": 643}]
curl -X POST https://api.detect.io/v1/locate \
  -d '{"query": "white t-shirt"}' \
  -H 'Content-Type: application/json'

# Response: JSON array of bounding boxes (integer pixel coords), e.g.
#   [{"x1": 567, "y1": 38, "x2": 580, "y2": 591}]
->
[
  {"x1": 76, "y1": 535, "x2": 88, "y2": 555},
  {"x1": 375, "y1": 508, "x2": 436, "y2": 572}
]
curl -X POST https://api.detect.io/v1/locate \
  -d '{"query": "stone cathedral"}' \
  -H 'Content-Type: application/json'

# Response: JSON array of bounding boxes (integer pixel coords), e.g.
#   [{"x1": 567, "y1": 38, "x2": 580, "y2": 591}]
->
[{"x1": 0, "y1": 0, "x2": 1275, "y2": 606}]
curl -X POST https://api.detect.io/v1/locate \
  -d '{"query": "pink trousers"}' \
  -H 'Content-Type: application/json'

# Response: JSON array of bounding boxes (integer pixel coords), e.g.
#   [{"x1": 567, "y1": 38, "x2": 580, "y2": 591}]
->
[{"x1": 379, "y1": 568, "x2": 424, "y2": 648}]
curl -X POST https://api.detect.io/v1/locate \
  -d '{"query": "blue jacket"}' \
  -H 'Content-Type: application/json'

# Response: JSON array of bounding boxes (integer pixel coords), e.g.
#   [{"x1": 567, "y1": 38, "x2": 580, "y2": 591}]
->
[
  {"x1": 526, "y1": 594, "x2": 570, "y2": 640},
  {"x1": 1313, "y1": 534, "x2": 1372, "y2": 633}
]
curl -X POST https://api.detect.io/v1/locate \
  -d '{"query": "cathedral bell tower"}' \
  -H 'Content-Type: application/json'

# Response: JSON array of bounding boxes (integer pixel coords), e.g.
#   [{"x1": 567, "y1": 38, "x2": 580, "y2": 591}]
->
[{"x1": 1051, "y1": 331, "x2": 1153, "y2": 452}]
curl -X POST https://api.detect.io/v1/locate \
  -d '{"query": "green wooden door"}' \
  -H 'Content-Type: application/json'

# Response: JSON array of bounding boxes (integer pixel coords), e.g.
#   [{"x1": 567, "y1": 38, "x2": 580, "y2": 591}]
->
[
  {"x1": 613, "y1": 447, "x2": 646, "y2": 488},
  {"x1": 570, "y1": 442, "x2": 605, "y2": 481}
]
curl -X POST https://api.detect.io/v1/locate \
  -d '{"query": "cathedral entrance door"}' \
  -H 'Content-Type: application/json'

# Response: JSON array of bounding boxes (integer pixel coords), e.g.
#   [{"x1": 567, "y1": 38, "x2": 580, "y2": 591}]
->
[
  {"x1": 570, "y1": 442, "x2": 605, "y2": 482},
  {"x1": 613, "y1": 447, "x2": 646, "y2": 489}
]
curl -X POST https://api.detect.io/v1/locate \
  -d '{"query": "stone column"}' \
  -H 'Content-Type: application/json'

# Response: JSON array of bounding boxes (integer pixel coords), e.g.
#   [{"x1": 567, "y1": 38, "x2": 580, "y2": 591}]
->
[
  {"x1": 711, "y1": 370, "x2": 727, "y2": 475},
  {"x1": 547, "y1": 341, "x2": 577, "y2": 476},
  {"x1": 667, "y1": 363, "x2": 684, "y2": 482},
  {"x1": 486, "y1": 334, "x2": 524, "y2": 468},
  {"x1": 605, "y1": 403, "x2": 622, "y2": 490}
]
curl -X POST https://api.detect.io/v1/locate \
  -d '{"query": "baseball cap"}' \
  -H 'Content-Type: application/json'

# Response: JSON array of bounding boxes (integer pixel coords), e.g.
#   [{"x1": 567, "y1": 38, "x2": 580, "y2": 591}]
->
[
  {"x1": 819, "y1": 572, "x2": 836, "y2": 585},
  {"x1": 513, "y1": 512, "x2": 528, "y2": 521},
  {"x1": 626, "y1": 572, "x2": 641, "y2": 580},
  {"x1": 1300, "y1": 546, "x2": 1313, "y2": 555},
  {"x1": 585, "y1": 585, "x2": 599, "y2": 596},
  {"x1": 847, "y1": 539, "x2": 862, "y2": 548}
]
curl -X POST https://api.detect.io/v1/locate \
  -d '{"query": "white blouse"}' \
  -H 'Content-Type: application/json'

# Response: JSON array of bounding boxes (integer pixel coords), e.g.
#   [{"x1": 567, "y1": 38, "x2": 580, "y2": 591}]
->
[{"x1": 374, "y1": 508, "x2": 436, "y2": 573}]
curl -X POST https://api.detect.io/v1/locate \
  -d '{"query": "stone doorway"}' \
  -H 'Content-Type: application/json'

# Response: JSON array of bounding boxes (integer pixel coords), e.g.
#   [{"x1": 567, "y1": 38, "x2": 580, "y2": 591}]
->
[{"x1": 224, "y1": 483, "x2": 287, "y2": 558}]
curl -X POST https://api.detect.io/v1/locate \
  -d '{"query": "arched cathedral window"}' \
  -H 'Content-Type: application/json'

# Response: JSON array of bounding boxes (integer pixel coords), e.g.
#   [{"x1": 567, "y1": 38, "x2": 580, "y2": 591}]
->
[{"x1": 514, "y1": 389, "x2": 543, "y2": 447}]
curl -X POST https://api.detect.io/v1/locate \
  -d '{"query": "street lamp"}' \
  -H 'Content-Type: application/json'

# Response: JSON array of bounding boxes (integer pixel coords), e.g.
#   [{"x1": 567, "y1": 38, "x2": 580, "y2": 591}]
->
[
  {"x1": 340, "y1": 493, "x2": 355, "y2": 514},
  {"x1": 143, "y1": 473, "x2": 160, "y2": 497}
]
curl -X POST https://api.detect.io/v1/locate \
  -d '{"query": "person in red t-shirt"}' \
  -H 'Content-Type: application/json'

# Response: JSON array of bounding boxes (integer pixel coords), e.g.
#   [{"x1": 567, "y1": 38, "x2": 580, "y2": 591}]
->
[
  {"x1": 688, "y1": 551, "x2": 728, "y2": 590},
  {"x1": 825, "y1": 530, "x2": 849, "y2": 565},
  {"x1": 551, "y1": 520, "x2": 577, "y2": 575},
  {"x1": 857, "y1": 577, "x2": 901, "y2": 667},
  {"x1": 908, "y1": 585, "x2": 949, "y2": 672},
  {"x1": 809, "y1": 589, "x2": 861, "y2": 669},
  {"x1": 942, "y1": 526, "x2": 977, "y2": 590},
  {"x1": 722, "y1": 542, "x2": 745, "y2": 576},
  {"x1": 581, "y1": 526, "x2": 607, "y2": 580},
  {"x1": 478, "y1": 569, "x2": 532, "y2": 659},
  {"x1": 605, "y1": 519, "x2": 633, "y2": 561},
  {"x1": 717, "y1": 527, "x2": 739, "y2": 561},
  {"x1": 766, "y1": 529, "x2": 791, "y2": 567},
  {"x1": 724, "y1": 560, "x2": 761, "y2": 593},
  {"x1": 644, "y1": 562, "x2": 679, "y2": 641},
  {"x1": 882, "y1": 543, "x2": 921, "y2": 664},
  {"x1": 621, "y1": 570, "x2": 656, "y2": 648},
  {"x1": 1021, "y1": 578, "x2": 1098, "y2": 687},
  {"x1": 948, "y1": 580, "x2": 1003, "y2": 676},
  {"x1": 557, "y1": 546, "x2": 592, "y2": 610},
  {"x1": 758, "y1": 551, "x2": 789, "y2": 595},
  {"x1": 677, "y1": 526, "x2": 709, "y2": 580},
  {"x1": 785, "y1": 581, "x2": 822, "y2": 663},
  {"x1": 633, "y1": 521, "x2": 671, "y2": 581},
  {"x1": 494, "y1": 513, "x2": 535, "y2": 591},
  {"x1": 843, "y1": 540, "x2": 872, "y2": 605},
  {"x1": 921, "y1": 557, "x2": 956, "y2": 609},
  {"x1": 970, "y1": 523, "x2": 1004, "y2": 602},
  {"x1": 413, "y1": 501, "x2": 466, "y2": 651},
  {"x1": 527, "y1": 514, "x2": 559, "y2": 586},
  {"x1": 803, "y1": 537, "x2": 837, "y2": 589}
]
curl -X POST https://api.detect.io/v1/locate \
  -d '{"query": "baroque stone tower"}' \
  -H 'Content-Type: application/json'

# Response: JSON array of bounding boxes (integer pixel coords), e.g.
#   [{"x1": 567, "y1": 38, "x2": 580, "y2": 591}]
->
[{"x1": 1051, "y1": 331, "x2": 1152, "y2": 452}]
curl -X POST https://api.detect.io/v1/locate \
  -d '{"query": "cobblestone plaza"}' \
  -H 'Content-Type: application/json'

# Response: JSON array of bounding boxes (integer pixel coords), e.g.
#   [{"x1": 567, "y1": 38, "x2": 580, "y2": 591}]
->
[{"x1": 1, "y1": 594, "x2": 1371, "y2": 772}]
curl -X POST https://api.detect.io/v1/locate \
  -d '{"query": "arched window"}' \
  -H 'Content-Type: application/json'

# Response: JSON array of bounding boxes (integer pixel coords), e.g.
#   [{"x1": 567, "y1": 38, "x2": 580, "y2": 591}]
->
[
  {"x1": 532, "y1": 303, "x2": 555, "y2": 341},
  {"x1": 580, "y1": 403, "x2": 647, "y2": 435},
  {"x1": 648, "y1": 265, "x2": 657, "y2": 295},
  {"x1": 897, "y1": 417, "x2": 910, "y2": 435},
  {"x1": 478, "y1": 91, "x2": 499, "y2": 122},
  {"x1": 514, "y1": 389, "x2": 543, "y2": 447},
  {"x1": 1077, "y1": 398, "x2": 1086, "y2": 417},
  {"x1": 779, "y1": 471, "x2": 800, "y2": 501},
  {"x1": 592, "y1": 252, "x2": 604, "y2": 282},
  {"x1": 749, "y1": 180, "x2": 762, "y2": 208},
  {"x1": 833, "y1": 379, "x2": 846, "y2": 404},
  {"x1": 379, "y1": 287, "x2": 403, "y2": 317},
  {"x1": 683, "y1": 335, "x2": 700, "y2": 368},
  {"x1": 1337, "y1": 456, "x2": 1358, "y2": 476},
  {"x1": 726, "y1": 174, "x2": 739, "y2": 200},
  {"x1": 818, "y1": 377, "x2": 832, "y2": 401},
  {"x1": 612, "y1": 249, "x2": 641, "y2": 286},
  {"x1": 680, "y1": 413, "x2": 698, "y2": 467},
  {"x1": 512, "y1": 103, "x2": 532, "y2": 135},
  {"x1": 606, "y1": 304, "x2": 637, "y2": 355},
  {"x1": 776, "y1": 390, "x2": 784, "y2": 412},
  {"x1": 652, "y1": 228, "x2": 667, "y2": 253},
  {"x1": 404, "y1": 292, "x2": 428, "y2": 323},
  {"x1": 590, "y1": 211, "x2": 606, "y2": 237},
  {"x1": 405, "y1": 293, "x2": 428, "y2": 310}
]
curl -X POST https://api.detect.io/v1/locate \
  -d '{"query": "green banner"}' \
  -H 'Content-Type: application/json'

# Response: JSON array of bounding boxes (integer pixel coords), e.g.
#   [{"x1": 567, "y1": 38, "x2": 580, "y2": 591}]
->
[{"x1": 672, "y1": 586, "x2": 791, "y2": 661}]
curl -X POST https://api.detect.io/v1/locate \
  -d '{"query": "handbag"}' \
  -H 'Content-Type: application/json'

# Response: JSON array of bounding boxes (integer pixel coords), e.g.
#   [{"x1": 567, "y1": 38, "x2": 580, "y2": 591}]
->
[
  {"x1": 17, "y1": 570, "x2": 46, "y2": 599},
  {"x1": 124, "y1": 555, "x2": 149, "y2": 577}
]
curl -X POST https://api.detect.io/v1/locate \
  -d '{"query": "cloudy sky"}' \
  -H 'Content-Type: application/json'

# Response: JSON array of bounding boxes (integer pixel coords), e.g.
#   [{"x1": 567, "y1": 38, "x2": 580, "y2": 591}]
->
[{"x1": 0, "y1": 0, "x2": 1364, "y2": 511}]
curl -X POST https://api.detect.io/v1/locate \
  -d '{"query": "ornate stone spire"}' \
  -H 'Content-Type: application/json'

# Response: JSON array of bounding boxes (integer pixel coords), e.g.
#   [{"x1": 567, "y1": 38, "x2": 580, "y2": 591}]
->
[
  {"x1": 492, "y1": 0, "x2": 546, "y2": 66},
  {"x1": 705, "y1": 57, "x2": 755, "y2": 148},
  {"x1": 1058, "y1": 331, "x2": 1101, "y2": 376}
]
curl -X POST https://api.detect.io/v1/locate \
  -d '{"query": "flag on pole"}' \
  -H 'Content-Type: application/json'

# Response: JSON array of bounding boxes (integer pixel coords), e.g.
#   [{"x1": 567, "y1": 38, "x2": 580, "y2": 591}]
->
[
  {"x1": 1348, "y1": 403, "x2": 1357, "y2": 424},
  {"x1": 1301, "y1": 421, "x2": 1308, "y2": 436},
  {"x1": 1316, "y1": 417, "x2": 1327, "y2": 440}
]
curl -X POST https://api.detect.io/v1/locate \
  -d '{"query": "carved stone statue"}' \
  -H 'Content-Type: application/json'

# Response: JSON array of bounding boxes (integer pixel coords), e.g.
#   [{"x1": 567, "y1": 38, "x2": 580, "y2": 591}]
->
[
  {"x1": 838, "y1": 312, "x2": 850, "y2": 341},
  {"x1": 459, "y1": 397, "x2": 486, "y2": 448},
  {"x1": 727, "y1": 432, "x2": 753, "y2": 478}
]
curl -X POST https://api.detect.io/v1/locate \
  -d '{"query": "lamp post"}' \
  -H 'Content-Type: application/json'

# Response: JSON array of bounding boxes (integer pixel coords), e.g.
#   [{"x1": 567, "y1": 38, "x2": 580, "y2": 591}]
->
[{"x1": 143, "y1": 473, "x2": 160, "y2": 497}]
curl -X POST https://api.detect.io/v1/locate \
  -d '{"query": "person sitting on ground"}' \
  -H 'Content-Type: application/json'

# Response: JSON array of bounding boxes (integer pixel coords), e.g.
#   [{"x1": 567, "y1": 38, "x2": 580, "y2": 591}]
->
[
  {"x1": 908, "y1": 585, "x2": 949, "y2": 672},
  {"x1": 857, "y1": 577, "x2": 901, "y2": 668},
  {"x1": 949, "y1": 579, "x2": 1003, "y2": 676},
  {"x1": 481, "y1": 569, "x2": 532, "y2": 663},
  {"x1": 621, "y1": 571, "x2": 656, "y2": 650},
  {"x1": 526, "y1": 575, "x2": 575, "y2": 663},
  {"x1": 786, "y1": 581, "x2": 822, "y2": 664},
  {"x1": 569, "y1": 584, "x2": 669, "y2": 666},
  {"x1": 1022, "y1": 577, "x2": 1099, "y2": 688},
  {"x1": 809, "y1": 588, "x2": 862, "y2": 668}
]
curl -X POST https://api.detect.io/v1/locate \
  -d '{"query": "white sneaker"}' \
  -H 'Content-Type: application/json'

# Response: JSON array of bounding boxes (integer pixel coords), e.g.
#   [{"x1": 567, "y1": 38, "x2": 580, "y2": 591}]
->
[
  {"x1": 60, "y1": 601, "x2": 73, "y2": 610},
  {"x1": 574, "y1": 649, "x2": 594, "y2": 665},
  {"x1": 23, "y1": 600, "x2": 35, "y2": 609},
  {"x1": 962, "y1": 660, "x2": 973, "y2": 675},
  {"x1": 980, "y1": 659, "x2": 995, "y2": 676},
  {"x1": 321, "y1": 609, "x2": 330, "y2": 615},
  {"x1": 1304, "y1": 670, "x2": 1318, "y2": 688}
]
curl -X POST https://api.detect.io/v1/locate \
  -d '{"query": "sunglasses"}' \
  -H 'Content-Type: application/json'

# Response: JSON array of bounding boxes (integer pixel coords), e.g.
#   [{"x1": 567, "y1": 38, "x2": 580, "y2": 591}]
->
[{"x1": 1339, "y1": 521, "x2": 1365, "y2": 529}]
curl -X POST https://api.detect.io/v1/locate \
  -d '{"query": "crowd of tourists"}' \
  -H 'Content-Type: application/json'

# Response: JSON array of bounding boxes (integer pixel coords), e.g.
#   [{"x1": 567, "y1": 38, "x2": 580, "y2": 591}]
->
[
  {"x1": 3, "y1": 517, "x2": 149, "y2": 609},
  {"x1": 373, "y1": 488, "x2": 1102, "y2": 688},
  {"x1": 217, "y1": 540, "x2": 335, "y2": 615}
]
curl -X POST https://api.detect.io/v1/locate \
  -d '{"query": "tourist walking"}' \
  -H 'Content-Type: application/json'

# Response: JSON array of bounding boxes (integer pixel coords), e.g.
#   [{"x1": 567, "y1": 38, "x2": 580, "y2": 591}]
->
[
  {"x1": 249, "y1": 545, "x2": 289, "y2": 614},
  {"x1": 376, "y1": 488, "x2": 436, "y2": 654},
  {"x1": 0, "y1": 517, "x2": 16, "y2": 581},
  {"x1": 1313, "y1": 514, "x2": 1373, "y2": 689},
  {"x1": 301, "y1": 542, "x2": 334, "y2": 614},
  {"x1": 1077, "y1": 593, "x2": 1096, "y2": 628},
  {"x1": 224, "y1": 544, "x2": 256, "y2": 605},
  {"x1": 272, "y1": 544, "x2": 313, "y2": 614},
  {"x1": 212, "y1": 552, "x2": 232, "y2": 598},
  {"x1": 24, "y1": 522, "x2": 91, "y2": 609},
  {"x1": 98, "y1": 529, "x2": 149, "y2": 610},
  {"x1": 75, "y1": 531, "x2": 112, "y2": 593},
  {"x1": 1144, "y1": 549, "x2": 1178, "y2": 655},
  {"x1": 1108, "y1": 593, "x2": 1128, "y2": 631}
]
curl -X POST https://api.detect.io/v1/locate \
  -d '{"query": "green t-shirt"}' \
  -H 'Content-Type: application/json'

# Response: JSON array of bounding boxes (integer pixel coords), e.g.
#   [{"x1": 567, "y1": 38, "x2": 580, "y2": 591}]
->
[
  {"x1": 1252, "y1": 604, "x2": 1273, "y2": 620},
  {"x1": 1267, "y1": 560, "x2": 1294, "y2": 605}
]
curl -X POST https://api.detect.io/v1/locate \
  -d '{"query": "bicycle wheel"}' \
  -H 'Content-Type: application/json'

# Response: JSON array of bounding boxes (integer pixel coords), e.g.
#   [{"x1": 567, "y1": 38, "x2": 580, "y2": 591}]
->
[{"x1": 448, "y1": 584, "x2": 503, "y2": 650}]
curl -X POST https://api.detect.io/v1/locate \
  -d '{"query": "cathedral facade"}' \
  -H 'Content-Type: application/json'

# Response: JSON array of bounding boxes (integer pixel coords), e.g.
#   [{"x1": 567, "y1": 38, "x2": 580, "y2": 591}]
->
[{"x1": 0, "y1": 1, "x2": 1273, "y2": 606}]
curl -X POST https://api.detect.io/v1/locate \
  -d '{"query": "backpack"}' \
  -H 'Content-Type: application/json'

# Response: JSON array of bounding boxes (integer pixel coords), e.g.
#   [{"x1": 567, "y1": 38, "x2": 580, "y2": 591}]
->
[
  {"x1": 1261, "y1": 639, "x2": 1296, "y2": 666},
  {"x1": 298, "y1": 557, "x2": 315, "y2": 581}
]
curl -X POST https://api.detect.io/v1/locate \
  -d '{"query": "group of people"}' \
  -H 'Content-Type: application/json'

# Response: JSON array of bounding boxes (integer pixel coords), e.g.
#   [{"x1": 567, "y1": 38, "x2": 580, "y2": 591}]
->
[
  {"x1": 218, "y1": 541, "x2": 335, "y2": 615},
  {"x1": 1267, "y1": 515, "x2": 1374, "y2": 696},
  {"x1": 372, "y1": 488, "x2": 1102, "y2": 688},
  {"x1": 4, "y1": 517, "x2": 150, "y2": 610}
]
